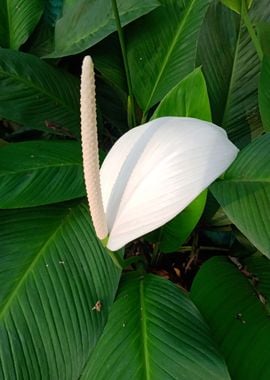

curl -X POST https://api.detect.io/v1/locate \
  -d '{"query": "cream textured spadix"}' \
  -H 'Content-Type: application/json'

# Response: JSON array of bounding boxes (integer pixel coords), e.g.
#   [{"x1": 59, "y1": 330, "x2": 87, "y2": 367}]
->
[
  {"x1": 80, "y1": 56, "x2": 108, "y2": 239},
  {"x1": 100, "y1": 117, "x2": 239, "y2": 251}
]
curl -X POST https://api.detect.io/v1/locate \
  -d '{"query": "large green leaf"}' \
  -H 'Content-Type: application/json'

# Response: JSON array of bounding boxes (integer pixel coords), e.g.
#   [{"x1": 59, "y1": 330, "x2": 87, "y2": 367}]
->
[
  {"x1": 0, "y1": 49, "x2": 80, "y2": 138},
  {"x1": 48, "y1": 0, "x2": 160, "y2": 58},
  {"x1": 211, "y1": 133, "x2": 270, "y2": 257},
  {"x1": 127, "y1": 0, "x2": 210, "y2": 112},
  {"x1": 0, "y1": 0, "x2": 44, "y2": 49},
  {"x1": 82, "y1": 273, "x2": 230, "y2": 379},
  {"x1": 0, "y1": 201, "x2": 121, "y2": 379},
  {"x1": 191, "y1": 255, "x2": 270, "y2": 380},
  {"x1": 259, "y1": 56, "x2": 270, "y2": 131},
  {"x1": 145, "y1": 69, "x2": 210, "y2": 253},
  {"x1": 0, "y1": 140, "x2": 85, "y2": 208},
  {"x1": 197, "y1": 1, "x2": 263, "y2": 147}
]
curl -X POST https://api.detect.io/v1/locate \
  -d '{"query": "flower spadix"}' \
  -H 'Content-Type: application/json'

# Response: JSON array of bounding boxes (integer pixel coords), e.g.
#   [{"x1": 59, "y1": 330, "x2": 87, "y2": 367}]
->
[{"x1": 81, "y1": 56, "x2": 239, "y2": 251}]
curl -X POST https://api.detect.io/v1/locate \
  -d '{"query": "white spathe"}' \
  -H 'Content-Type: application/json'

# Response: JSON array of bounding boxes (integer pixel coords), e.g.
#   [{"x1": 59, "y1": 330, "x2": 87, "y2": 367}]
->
[{"x1": 100, "y1": 116, "x2": 238, "y2": 251}]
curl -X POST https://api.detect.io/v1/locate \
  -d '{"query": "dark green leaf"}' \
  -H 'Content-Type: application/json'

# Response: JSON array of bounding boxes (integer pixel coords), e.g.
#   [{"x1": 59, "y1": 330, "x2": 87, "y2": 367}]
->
[
  {"x1": 127, "y1": 0, "x2": 211, "y2": 112},
  {"x1": 0, "y1": 49, "x2": 80, "y2": 138},
  {"x1": 191, "y1": 256, "x2": 270, "y2": 380},
  {"x1": 259, "y1": 56, "x2": 270, "y2": 131},
  {"x1": 211, "y1": 133, "x2": 270, "y2": 257},
  {"x1": 0, "y1": 141, "x2": 84, "y2": 208},
  {"x1": 0, "y1": 0, "x2": 44, "y2": 49},
  {"x1": 82, "y1": 273, "x2": 230, "y2": 379},
  {"x1": 48, "y1": 0, "x2": 160, "y2": 58},
  {"x1": 0, "y1": 201, "x2": 121, "y2": 379},
  {"x1": 198, "y1": 1, "x2": 263, "y2": 147}
]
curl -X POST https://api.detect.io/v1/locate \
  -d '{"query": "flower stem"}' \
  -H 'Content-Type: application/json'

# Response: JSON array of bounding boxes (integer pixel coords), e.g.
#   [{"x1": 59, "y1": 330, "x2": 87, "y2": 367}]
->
[
  {"x1": 111, "y1": 0, "x2": 136, "y2": 128},
  {"x1": 241, "y1": 0, "x2": 263, "y2": 61},
  {"x1": 106, "y1": 247, "x2": 145, "y2": 270}
]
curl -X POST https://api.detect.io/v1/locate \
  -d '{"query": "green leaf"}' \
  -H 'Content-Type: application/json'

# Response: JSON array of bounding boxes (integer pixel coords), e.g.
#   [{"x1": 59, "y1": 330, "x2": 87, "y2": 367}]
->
[
  {"x1": 0, "y1": 49, "x2": 80, "y2": 138},
  {"x1": 191, "y1": 256, "x2": 270, "y2": 380},
  {"x1": 0, "y1": 201, "x2": 121, "y2": 379},
  {"x1": 0, "y1": 0, "x2": 44, "y2": 49},
  {"x1": 127, "y1": 0, "x2": 210, "y2": 112},
  {"x1": 28, "y1": 0, "x2": 63, "y2": 56},
  {"x1": 146, "y1": 69, "x2": 210, "y2": 253},
  {"x1": 152, "y1": 67, "x2": 212, "y2": 121},
  {"x1": 243, "y1": 253, "x2": 270, "y2": 299},
  {"x1": 82, "y1": 273, "x2": 230, "y2": 379},
  {"x1": 197, "y1": 1, "x2": 263, "y2": 147},
  {"x1": 0, "y1": 140, "x2": 85, "y2": 208},
  {"x1": 259, "y1": 56, "x2": 270, "y2": 131},
  {"x1": 220, "y1": 0, "x2": 253, "y2": 14},
  {"x1": 211, "y1": 133, "x2": 270, "y2": 257},
  {"x1": 48, "y1": 0, "x2": 160, "y2": 58}
]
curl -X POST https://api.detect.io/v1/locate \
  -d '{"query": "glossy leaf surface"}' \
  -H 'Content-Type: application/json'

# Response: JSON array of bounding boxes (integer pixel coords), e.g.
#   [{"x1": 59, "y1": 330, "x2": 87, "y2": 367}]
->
[
  {"x1": 0, "y1": 202, "x2": 120, "y2": 380},
  {"x1": 0, "y1": 141, "x2": 84, "y2": 208},
  {"x1": 82, "y1": 273, "x2": 230, "y2": 379},
  {"x1": 211, "y1": 133, "x2": 270, "y2": 257},
  {"x1": 0, "y1": 0, "x2": 44, "y2": 49},
  {"x1": 127, "y1": 0, "x2": 210, "y2": 111},
  {"x1": 191, "y1": 256, "x2": 270, "y2": 380},
  {"x1": 49, "y1": 0, "x2": 160, "y2": 57}
]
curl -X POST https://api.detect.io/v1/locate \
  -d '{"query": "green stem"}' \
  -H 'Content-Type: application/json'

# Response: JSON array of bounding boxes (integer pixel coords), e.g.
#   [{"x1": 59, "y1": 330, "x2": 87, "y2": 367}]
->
[
  {"x1": 106, "y1": 247, "x2": 145, "y2": 270},
  {"x1": 111, "y1": 0, "x2": 136, "y2": 127},
  {"x1": 241, "y1": 0, "x2": 263, "y2": 61}
]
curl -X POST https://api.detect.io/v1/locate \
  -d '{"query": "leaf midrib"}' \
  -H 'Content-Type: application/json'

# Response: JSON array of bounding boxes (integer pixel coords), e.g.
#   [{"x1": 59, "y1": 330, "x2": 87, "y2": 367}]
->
[
  {"x1": 144, "y1": 0, "x2": 197, "y2": 111},
  {"x1": 0, "y1": 206, "x2": 76, "y2": 320},
  {"x1": 221, "y1": 15, "x2": 242, "y2": 127},
  {"x1": 140, "y1": 278, "x2": 150, "y2": 380},
  {"x1": 0, "y1": 66, "x2": 78, "y2": 114},
  {"x1": 0, "y1": 162, "x2": 81, "y2": 176}
]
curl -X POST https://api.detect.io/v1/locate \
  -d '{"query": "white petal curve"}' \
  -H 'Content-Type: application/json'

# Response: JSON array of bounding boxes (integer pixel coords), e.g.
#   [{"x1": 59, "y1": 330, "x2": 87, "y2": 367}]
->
[{"x1": 100, "y1": 117, "x2": 239, "y2": 251}]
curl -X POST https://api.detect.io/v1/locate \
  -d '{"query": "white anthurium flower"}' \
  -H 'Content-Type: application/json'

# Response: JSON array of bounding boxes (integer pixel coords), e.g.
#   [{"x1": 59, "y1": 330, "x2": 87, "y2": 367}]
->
[{"x1": 81, "y1": 56, "x2": 239, "y2": 252}]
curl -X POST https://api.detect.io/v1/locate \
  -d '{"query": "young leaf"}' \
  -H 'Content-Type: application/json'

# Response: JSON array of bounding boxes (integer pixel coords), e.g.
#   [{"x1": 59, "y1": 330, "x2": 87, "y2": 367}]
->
[
  {"x1": 82, "y1": 273, "x2": 230, "y2": 379},
  {"x1": 127, "y1": 0, "x2": 211, "y2": 112},
  {"x1": 0, "y1": 141, "x2": 85, "y2": 208},
  {"x1": 191, "y1": 256, "x2": 270, "y2": 380},
  {"x1": 0, "y1": 0, "x2": 44, "y2": 49},
  {"x1": 0, "y1": 49, "x2": 80, "y2": 137},
  {"x1": 211, "y1": 133, "x2": 270, "y2": 257},
  {"x1": 0, "y1": 202, "x2": 121, "y2": 379},
  {"x1": 220, "y1": 0, "x2": 253, "y2": 14},
  {"x1": 48, "y1": 0, "x2": 160, "y2": 58}
]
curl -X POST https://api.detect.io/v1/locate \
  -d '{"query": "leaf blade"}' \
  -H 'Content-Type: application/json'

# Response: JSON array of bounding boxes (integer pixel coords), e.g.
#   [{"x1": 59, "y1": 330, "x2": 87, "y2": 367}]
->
[
  {"x1": 82, "y1": 273, "x2": 230, "y2": 379},
  {"x1": 211, "y1": 133, "x2": 270, "y2": 257},
  {"x1": 0, "y1": 48, "x2": 80, "y2": 138},
  {"x1": 0, "y1": 201, "x2": 121, "y2": 379},
  {"x1": 0, "y1": 141, "x2": 85, "y2": 208},
  {"x1": 127, "y1": 0, "x2": 210, "y2": 111}
]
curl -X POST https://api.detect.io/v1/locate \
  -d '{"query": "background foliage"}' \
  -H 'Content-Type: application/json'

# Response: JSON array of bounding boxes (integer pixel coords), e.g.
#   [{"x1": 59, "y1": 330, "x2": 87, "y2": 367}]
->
[{"x1": 0, "y1": 0, "x2": 269, "y2": 379}]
